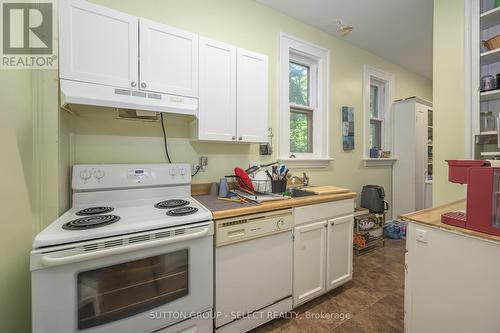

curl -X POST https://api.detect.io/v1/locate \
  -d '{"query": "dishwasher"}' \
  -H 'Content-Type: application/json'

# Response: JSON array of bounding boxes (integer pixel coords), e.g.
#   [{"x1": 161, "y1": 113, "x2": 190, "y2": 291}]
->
[{"x1": 214, "y1": 209, "x2": 293, "y2": 333}]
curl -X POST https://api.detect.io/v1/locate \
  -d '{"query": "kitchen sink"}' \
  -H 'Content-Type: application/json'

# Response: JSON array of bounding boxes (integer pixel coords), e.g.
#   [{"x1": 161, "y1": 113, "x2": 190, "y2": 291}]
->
[{"x1": 289, "y1": 188, "x2": 317, "y2": 198}]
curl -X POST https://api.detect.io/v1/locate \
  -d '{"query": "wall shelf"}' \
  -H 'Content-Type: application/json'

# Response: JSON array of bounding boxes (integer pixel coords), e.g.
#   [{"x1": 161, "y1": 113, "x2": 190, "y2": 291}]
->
[
  {"x1": 479, "y1": 130, "x2": 498, "y2": 136},
  {"x1": 481, "y1": 6, "x2": 500, "y2": 30},
  {"x1": 481, "y1": 48, "x2": 500, "y2": 65},
  {"x1": 480, "y1": 89, "x2": 500, "y2": 101},
  {"x1": 481, "y1": 151, "x2": 500, "y2": 156}
]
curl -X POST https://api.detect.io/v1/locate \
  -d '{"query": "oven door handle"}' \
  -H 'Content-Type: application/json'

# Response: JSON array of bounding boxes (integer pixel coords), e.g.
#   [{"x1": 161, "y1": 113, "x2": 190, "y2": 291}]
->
[{"x1": 39, "y1": 227, "x2": 210, "y2": 267}]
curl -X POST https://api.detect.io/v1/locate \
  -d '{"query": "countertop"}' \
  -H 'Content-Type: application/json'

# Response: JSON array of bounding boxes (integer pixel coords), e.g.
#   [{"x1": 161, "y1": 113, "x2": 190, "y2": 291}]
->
[
  {"x1": 192, "y1": 184, "x2": 357, "y2": 220},
  {"x1": 400, "y1": 200, "x2": 500, "y2": 243}
]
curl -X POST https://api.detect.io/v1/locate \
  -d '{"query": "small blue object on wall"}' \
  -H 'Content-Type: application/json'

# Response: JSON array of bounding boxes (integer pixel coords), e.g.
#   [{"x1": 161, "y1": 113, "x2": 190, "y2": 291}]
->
[{"x1": 342, "y1": 106, "x2": 354, "y2": 150}]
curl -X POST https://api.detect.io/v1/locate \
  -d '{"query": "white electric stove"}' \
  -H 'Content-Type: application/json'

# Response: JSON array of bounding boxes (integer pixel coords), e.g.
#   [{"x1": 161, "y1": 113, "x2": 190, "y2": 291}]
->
[{"x1": 31, "y1": 164, "x2": 214, "y2": 333}]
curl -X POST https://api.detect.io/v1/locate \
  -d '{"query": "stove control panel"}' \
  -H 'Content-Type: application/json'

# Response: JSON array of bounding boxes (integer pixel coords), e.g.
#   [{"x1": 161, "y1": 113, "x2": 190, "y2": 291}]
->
[{"x1": 72, "y1": 164, "x2": 191, "y2": 190}]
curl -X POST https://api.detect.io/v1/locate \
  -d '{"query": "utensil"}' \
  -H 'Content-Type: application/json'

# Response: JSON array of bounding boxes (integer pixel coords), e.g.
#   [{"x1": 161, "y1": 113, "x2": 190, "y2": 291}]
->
[
  {"x1": 234, "y1": 167, "x2": 254, "y2": 191},
  {"x1": 218, "y1": 197, "x2": 242, "y2": 203},
  {"x1": 272, "y1": 165, "x2": 278, "y2": 180},
  {"x1": 231, "y1": 191, "x2": 249, "y2": 203},
  {"x1": 265, "y1": 170, "x2": 274, "y2": 181},
  {"x1": 278, "y1": 164, "x2": 286, "y2": 175},
  {"x1": 245, "y1": 161, "x2": 278, "y2": 175}
]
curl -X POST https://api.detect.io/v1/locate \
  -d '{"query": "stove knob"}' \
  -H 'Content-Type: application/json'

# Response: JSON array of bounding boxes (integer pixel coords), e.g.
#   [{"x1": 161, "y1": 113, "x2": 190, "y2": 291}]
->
[
  {"x1": 80, "y1": 169, "x2": 92, "y2": 181},
  {"x1": 169, "y1": 168, "x2": 177, "y2": 176},
  {"x1": 94, "y1": 169, "x2": 105, "y2": 180}
]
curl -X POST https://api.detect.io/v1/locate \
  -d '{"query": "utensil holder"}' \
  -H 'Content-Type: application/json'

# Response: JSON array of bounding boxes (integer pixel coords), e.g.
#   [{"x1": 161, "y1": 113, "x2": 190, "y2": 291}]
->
[{"x1": 271, "y1": 179, "x2": 287, "y2": 194}]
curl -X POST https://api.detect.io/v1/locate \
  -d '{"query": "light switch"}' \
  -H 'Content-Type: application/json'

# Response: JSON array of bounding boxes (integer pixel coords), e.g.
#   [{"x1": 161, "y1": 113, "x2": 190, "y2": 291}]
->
[{"x1": 415, "y1": 228, "x2": 428, "y2": 243}]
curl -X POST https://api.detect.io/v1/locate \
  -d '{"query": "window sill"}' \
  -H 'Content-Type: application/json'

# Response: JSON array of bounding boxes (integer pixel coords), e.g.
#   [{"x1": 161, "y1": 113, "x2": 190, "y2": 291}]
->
[
  {"x1": 363, "y1": 158, "x2": 397, "y2": 167},
  {"x1": 278, "y1": 157, "x2": 334, "y2": 168}
]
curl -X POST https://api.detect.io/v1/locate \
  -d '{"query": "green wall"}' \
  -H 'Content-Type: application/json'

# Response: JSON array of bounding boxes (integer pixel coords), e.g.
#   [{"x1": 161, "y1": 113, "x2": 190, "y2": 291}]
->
[
  {"x1": 0, "y1": 69, "x2": 62, "y2": 332},
  {"x1": 432, "y1": 0, "x2": 466, "y2": 205},
  {"x1": 0, "y1": 0, "x2": 433, "y2": 331},
  {"x1": 70, "y1": 0, "x2": 432, "y2": 208},
  {"x1": 0, "y1": 70, "x2": 34, "y2": 333}
]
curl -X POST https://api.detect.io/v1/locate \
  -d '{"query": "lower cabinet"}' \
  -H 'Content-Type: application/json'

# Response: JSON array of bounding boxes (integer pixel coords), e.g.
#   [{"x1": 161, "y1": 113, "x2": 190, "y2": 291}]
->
[
  {"x1": 293, "y1": 220, "x2": 327, "y2": 305},
  {"x1": 293, "y1": 200, "x2": 354, "y2": 307},
  {"x1": 326, "y1": 215, "x2": 354, "y2": 291}
]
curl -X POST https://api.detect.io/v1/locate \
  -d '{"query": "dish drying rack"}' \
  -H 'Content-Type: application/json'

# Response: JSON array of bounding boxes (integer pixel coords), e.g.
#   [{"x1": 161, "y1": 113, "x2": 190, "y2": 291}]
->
[{"x1": 225, "y1": 166, "x2": 288, "y2": 202}]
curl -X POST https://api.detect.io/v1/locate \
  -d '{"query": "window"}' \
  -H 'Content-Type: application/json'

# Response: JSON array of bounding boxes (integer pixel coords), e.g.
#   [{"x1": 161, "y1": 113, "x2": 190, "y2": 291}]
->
[
  {"x1": 369, "y1": 80, "x2": 385, "y2": 150},
  {"x1": 289, "y1": 62, "x2": 310, "y2": 106},
  {"x1": 279, "y1": 33, "x2": 331, "y2": 167},
  {"x1": 289, "y1": 60, "x2": 315, "y2": 153},
  {"x1": 363, "y1": 65, "x2": 395, "y2": 163}
]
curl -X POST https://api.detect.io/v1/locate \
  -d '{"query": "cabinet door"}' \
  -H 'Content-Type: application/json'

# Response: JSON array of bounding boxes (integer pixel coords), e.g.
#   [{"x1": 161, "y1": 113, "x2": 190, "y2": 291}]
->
[
  {"x1": 198, "y1": 38, "x2": 237, "y2": 141},
  {"x1": 236, "y1": 49, "x2": 268, "y2": 143},
  {"x1": 326, "y1": 214, "x2": 353, "y2": 291},
  {"x1": 139, "y1": 19, "x2": 198, "y2": 97},
  {"x1": 414, "y1": 104, "x2": 428, "y2": 210},
  {"x1": 59, "y1": 0, "x2": 138, "y2": 88},
  {"x1": 293, "y1": 220, "x2": 327, "y2": 306}
]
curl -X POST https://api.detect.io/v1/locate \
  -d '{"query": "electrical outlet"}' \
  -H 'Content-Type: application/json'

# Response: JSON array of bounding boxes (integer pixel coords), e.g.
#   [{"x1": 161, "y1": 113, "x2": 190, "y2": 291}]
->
[{"x1": 200, "y1": 156, "x2": 208, "y2": 171}]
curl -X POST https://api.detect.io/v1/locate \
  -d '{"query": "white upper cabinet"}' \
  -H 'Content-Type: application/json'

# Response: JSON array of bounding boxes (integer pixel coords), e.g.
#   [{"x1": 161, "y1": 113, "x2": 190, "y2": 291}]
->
[
  {"x1": 196, "y1": 40, "x2": 269, "y2": 143},
  {"x1": 236, "y1": 49, "x2": 268, "y2": 143},
  {"x1": 139, "y1": 19, "x2": 198, "y2": 97},
  {"x1": 59, "y1": 0, "x2": 138, "y2": 89},
  {"x1": 198, "y1": 38, "x2": 237, "y2": 141},
  {"x1": 326, "y1": 214, "x2": 353, "y2": 291}
]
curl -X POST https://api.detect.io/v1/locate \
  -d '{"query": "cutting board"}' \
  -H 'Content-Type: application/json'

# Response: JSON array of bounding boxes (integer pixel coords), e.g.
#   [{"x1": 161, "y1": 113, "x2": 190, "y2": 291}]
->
[{"x1": 303, "y1": 186, "x2": 349, "y2": 195}]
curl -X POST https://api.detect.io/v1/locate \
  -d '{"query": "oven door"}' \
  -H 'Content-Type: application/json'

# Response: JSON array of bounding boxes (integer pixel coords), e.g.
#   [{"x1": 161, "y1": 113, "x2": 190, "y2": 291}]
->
[{"x1": 31, "y1": 223, "x2": 213, "y2": 333}]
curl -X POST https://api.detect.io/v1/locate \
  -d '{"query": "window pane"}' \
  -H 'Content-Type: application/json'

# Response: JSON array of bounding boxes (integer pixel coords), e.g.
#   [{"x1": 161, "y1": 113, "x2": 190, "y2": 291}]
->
[
  {"x1": 289, "y1": 62, "x2": 309, "y2": 106},
  {"x1": 370, "y1": 120, "x2": 382, "y2": 149},
  {"x1": 370, "y1": 85, "x2": 378, "y2": 118},
  {"x1": 290, "y1": 109, "x2": 313, "y2": 153}
]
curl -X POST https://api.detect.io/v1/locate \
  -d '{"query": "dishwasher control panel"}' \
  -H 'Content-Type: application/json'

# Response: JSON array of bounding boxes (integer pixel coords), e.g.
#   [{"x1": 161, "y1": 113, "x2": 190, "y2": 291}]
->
[{"x1": 215, "y1": 209, "x2": 293, "y2": 247}]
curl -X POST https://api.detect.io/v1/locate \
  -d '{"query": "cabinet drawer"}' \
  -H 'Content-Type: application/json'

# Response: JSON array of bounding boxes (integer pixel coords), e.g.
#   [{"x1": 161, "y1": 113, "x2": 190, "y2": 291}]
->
[{"x1": 294, "y1": 199, "x2": 354, "y2": 226}]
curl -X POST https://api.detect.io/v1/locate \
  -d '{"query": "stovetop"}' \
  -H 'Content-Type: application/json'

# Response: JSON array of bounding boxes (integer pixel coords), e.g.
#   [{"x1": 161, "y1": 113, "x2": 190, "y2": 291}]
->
[{"x1": 33, "y1": 196, "x2": 212, "y2": 248}]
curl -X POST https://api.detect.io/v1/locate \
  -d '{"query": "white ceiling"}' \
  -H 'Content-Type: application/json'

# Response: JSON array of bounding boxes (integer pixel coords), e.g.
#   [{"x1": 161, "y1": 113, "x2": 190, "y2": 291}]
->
[{"x1": 256, "y1": 0, "x2": 433, "y2": 79}]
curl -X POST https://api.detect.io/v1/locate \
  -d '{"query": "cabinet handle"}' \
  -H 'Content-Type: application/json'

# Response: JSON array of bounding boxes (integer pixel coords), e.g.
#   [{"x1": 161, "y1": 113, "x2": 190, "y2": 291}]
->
[
  {"x1": 238, "y1": 136, "x2": 243, "y2": 141},
  {"x1": 232, "y1": 136, "x2": 236, "y2": 140},
  {"x1": 131, "y1": 81, "x2": 137, "y2": 87},
  {"x1": 141, "y1": 82, "x2": 147, "y2": 88},
  {"x1": 330, "y1": 221, "x2": 335, "y2": 226}
]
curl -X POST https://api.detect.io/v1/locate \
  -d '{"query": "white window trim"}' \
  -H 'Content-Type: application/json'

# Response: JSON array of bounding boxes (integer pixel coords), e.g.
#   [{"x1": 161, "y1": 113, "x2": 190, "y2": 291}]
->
[
  {"x1": 363, "y1": 65, "x2": 396, "y2": 166},
  {"x1": 278, "y1": 33, "x2": 332, "y2": 168}
]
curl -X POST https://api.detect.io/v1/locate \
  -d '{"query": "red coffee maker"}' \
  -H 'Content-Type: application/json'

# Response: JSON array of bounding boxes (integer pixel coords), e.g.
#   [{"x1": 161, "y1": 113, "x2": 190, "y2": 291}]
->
[{"x1": 442, "y1": 160, "x2": 500, "y2": 236}]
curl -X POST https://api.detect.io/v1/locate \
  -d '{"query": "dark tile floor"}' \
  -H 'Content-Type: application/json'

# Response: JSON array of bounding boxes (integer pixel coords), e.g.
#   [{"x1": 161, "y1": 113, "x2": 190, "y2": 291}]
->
[{"x1": 253, "y1": 239, "x2": 406, "y2": 333}]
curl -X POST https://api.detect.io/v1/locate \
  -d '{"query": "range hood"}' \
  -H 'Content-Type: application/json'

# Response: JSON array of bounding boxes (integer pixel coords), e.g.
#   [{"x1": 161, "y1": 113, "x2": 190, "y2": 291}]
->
[{"x1": 60, "y1": 79, "x2": 198, "y2": 116}]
